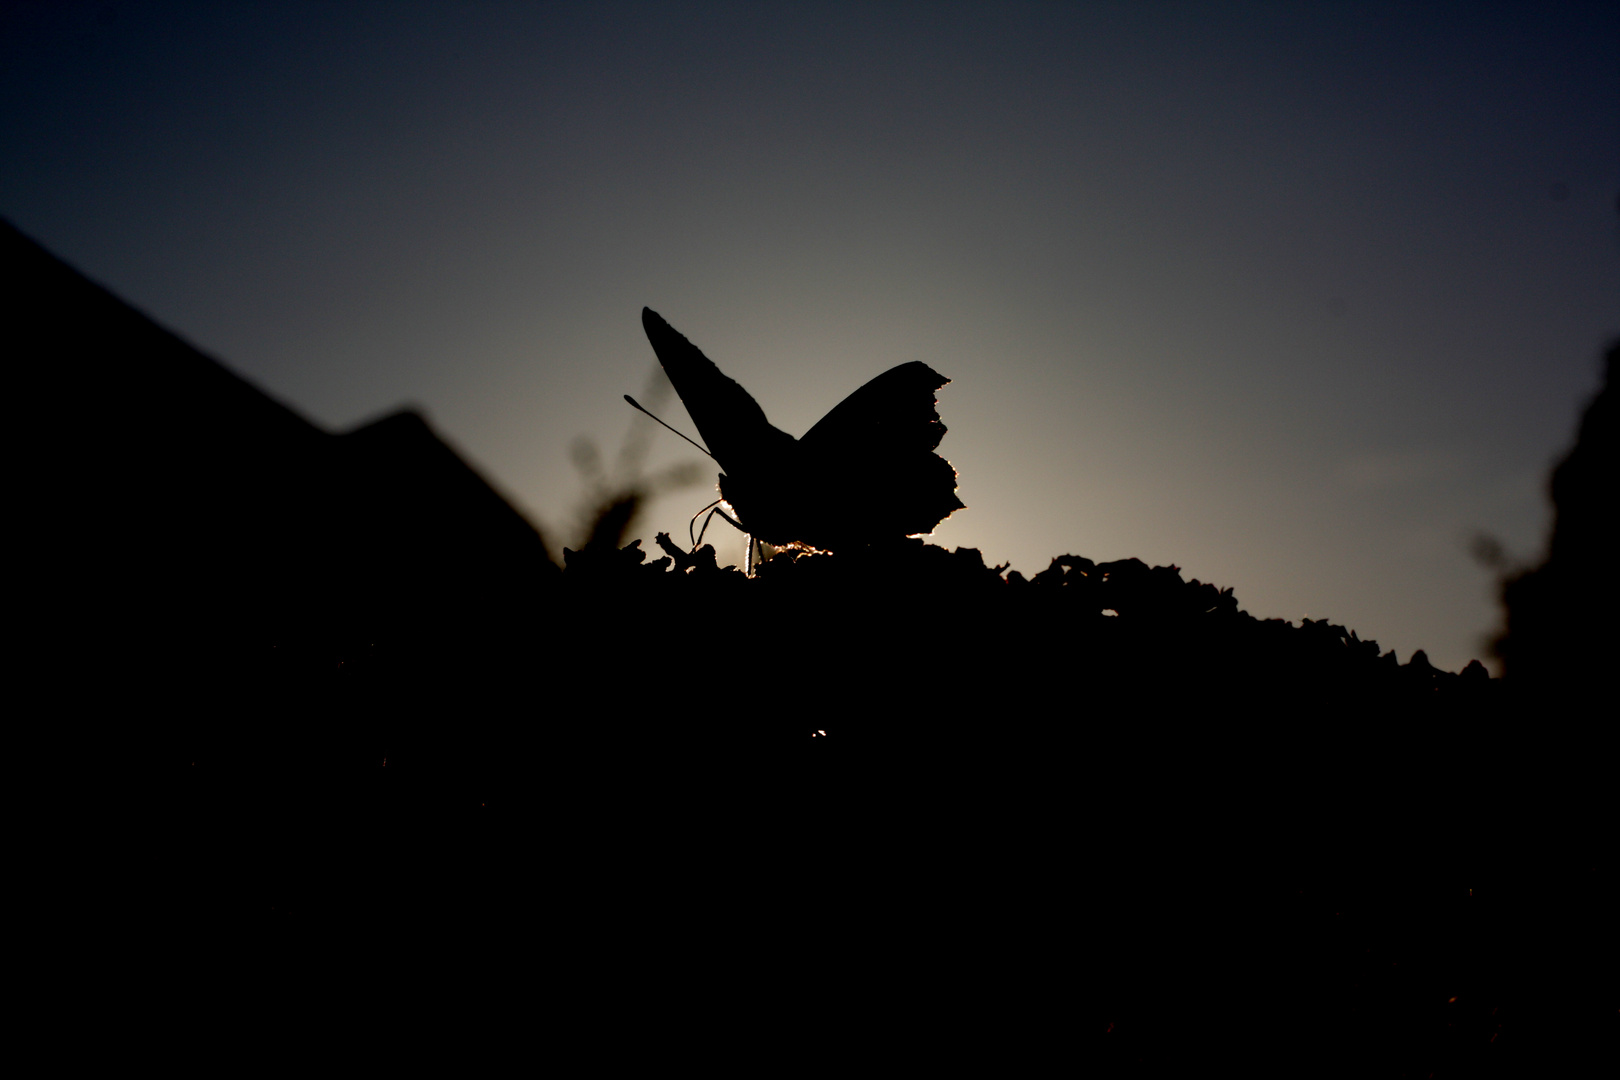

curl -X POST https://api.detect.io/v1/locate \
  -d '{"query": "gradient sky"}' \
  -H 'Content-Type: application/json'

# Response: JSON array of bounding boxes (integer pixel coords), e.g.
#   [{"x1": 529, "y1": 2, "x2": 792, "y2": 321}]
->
[{"x1": 5, "y1": 1, "x2": 1616, "y2": 672}]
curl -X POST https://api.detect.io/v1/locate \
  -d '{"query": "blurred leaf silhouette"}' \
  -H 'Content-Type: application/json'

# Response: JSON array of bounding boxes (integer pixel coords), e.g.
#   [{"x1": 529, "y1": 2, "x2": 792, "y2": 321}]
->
[
  {"x1": 1467, "y1": 531, "x2": 1513, "y2": 572},
  {"x1": 567, "y1": 362, "x2": 704, "y2": 554}
]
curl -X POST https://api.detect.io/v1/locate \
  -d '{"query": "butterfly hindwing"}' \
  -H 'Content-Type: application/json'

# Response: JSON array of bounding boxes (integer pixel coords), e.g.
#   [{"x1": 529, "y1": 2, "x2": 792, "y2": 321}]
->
[{"x1": 799, "y1": 360, "x2": 951, "y2": 456}]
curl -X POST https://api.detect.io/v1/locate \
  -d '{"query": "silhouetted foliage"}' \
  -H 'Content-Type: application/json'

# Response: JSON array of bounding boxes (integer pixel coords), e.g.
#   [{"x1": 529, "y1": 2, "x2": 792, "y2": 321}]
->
[
  {"x1": 1495, "y1": 339, "x2": 1617, "y2": 702},
  {"x1": 11, "y1": 217, "x2": 1609, "y2": 1075}
]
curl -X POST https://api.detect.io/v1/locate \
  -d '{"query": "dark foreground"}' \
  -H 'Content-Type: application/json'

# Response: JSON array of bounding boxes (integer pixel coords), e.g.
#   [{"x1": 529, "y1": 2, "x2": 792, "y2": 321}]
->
[{"x1": 128, "y1": 540, "x2": 1611, "y2": 1076}]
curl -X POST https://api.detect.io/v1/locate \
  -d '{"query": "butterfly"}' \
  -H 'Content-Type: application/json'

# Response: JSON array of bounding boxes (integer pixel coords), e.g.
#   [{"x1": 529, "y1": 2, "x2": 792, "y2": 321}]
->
[{"x1": 636, "y1": 307, "x2": 963, "y2": 553}]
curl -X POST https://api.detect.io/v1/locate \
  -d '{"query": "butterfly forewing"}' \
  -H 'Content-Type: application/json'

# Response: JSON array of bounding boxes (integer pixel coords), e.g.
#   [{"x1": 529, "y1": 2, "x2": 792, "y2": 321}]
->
[
  {"x1": 640, "y1": 308, "x2": 795, "y2": 475},
  {"x1": 798, "y1": 361, "x2": 963, "y2": 543}
]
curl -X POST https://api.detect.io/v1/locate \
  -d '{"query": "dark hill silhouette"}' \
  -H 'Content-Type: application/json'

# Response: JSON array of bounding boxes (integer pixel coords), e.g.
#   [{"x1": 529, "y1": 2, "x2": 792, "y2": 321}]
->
[
  {"x1": 6, "y1": 218, "x2": 556, "y2": 669},
  {"x1": 11, "y1": 218, "x2": 1609, "y2": 1075}
]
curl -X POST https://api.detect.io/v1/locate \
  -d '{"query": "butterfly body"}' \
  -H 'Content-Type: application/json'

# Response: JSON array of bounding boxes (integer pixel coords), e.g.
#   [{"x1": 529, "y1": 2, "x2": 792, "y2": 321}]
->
[{"x1": 641, "y1": 308, "x2": 963, "y2": 551}]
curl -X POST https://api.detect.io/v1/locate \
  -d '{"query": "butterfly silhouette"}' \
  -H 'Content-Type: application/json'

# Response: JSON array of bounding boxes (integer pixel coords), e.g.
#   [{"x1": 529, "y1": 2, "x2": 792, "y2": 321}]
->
[{"x1": 637, "y1": 308, "x2": 963, "y2": 553}]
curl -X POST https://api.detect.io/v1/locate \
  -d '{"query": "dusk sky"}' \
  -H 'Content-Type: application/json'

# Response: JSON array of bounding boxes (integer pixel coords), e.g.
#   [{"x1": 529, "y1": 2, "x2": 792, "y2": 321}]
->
[{"x1": 4, "y1": 1, "x2": 1615, "y2": 672}]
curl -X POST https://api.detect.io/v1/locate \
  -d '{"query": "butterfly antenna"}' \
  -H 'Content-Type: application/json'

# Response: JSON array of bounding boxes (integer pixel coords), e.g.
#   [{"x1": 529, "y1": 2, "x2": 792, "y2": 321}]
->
[{"x1": 624, "y1": 395, "x2": 714, "y2": 460}]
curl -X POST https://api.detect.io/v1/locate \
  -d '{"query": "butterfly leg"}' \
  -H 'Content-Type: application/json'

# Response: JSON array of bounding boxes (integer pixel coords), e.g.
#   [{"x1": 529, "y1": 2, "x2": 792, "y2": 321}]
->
[
  {"x1": 687, "y1": 498, "x2": 723, "y2": 548},
  {"x1": 693, "y1": 503, "x2": 747, "y2": 549}
]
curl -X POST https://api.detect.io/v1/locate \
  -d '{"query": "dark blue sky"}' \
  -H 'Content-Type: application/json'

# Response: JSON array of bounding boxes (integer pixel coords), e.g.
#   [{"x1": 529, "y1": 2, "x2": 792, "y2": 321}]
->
[{"x1": 5, "y1": 1, "x2": 1616, "y2": 670}]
